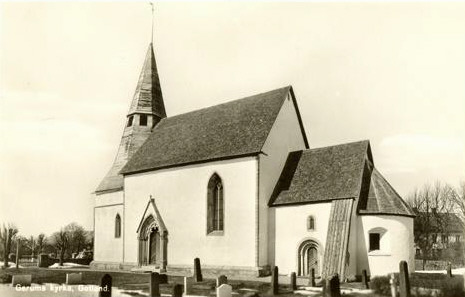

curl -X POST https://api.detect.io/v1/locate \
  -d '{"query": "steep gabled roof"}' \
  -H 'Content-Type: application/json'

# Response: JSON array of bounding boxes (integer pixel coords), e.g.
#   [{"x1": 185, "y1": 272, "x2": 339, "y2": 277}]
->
[
  {"x1": 121, "y1": 86, "x2": 297, "y2": 174},
  {"x1": 269, "y1": 140, "x2": 369, "y2": 206}
]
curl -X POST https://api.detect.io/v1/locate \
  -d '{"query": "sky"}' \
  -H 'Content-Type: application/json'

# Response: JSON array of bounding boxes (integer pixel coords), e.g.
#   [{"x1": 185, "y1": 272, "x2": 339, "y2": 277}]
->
[{"x1": 1, "y1": 1, "x2": 464, "y2": 237}]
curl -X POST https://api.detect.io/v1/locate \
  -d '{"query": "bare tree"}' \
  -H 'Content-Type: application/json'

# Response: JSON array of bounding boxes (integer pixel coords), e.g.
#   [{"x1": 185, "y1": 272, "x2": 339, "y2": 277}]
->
[
  {"x1": 1, "y1": 223, "x2": 18, "y2": 268},
  {"x1": 36, "y1": 233, "x2": 46, "y2": 255},
  {"x1": 65, "y1": 223, "x2": 87, "y2": 256},
  {"x1": 450, "y1": 181, "x2": 465, "y2": 222},
  {"x1": 407, "y1": 181, "x2": 455, "y2": 270},
  {"x1": 50, "y1": 229, "x2": 69, "y2": 266}
]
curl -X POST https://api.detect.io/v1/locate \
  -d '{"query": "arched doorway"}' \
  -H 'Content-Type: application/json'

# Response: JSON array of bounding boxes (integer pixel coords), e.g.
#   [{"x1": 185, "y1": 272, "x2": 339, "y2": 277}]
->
[
  {"x1": 298, "y1": 240, "x2": 319, "y2": 276},
  {"x1": 138, "y1": 215, "x2": 167, "y2": 269}
]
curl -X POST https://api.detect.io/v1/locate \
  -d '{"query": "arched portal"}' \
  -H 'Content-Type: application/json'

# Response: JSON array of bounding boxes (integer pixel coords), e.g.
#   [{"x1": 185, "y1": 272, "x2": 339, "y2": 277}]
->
[
  {"x1": 298, "y1": 240, "x2": 320, "y2": 276},
  {"x1": 138, "y1": 215, "x2": 167, "y2": 269}
]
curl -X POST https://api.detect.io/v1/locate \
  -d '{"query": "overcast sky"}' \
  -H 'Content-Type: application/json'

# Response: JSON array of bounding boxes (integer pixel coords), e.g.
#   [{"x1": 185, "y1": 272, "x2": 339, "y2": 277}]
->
[{"x1": 1, "y1": 1, "x2": 464, "y2": 237}]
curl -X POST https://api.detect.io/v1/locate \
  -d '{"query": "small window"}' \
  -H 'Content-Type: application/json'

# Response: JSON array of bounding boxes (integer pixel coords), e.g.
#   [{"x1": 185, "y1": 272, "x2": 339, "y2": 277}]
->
[
  {"x1": 456, "y1": 235, "x2": 461, "y2": 242},
  {"x1": 307, "y1": 216, "x2": 315, "y2": 231},
  {"x1": 441, "y1": 235, "x2": 448, "y2": 243},
  {"x1": 127, "y1": 116, "x2": 134, "y2": 127},
  {"x1": 140, "y1": 114, "x2": 148, "y2": 126},
  {"x1": 432, "y1": 234, "x2": 437, "y2": 243},
  {"x1": 369, "y1": 233, "x2": 380, "y2": 251},
  {"x1": 115, "y1": 214, "x2": 121, "y2": 238}
]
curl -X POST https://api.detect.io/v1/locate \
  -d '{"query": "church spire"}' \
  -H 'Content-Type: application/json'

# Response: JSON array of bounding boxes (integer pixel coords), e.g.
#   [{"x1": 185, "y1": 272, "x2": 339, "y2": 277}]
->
[
  {"x1": 95, "y1": 43, "x2": 166, "y2": 194},
  {"x1": 128, "y1": 43, "x2": 166, "y2": 121}
]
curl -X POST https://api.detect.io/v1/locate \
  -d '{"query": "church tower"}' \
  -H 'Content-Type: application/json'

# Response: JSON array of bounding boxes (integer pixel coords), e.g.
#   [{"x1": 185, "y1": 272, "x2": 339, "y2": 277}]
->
[{"x1": 95, "y1": 43, "x2": 166, "y2": 194}]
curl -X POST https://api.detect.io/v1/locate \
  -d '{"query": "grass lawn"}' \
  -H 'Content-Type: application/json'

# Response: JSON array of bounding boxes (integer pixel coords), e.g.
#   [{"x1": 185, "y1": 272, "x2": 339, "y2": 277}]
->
[{"x1": 0, "y1": 267, "x2": 384, "y2": 297}]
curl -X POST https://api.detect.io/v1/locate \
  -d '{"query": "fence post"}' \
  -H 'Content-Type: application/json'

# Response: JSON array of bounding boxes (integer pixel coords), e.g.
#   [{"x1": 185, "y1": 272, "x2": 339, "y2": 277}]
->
[
  {"x1": 390, "y1": 273, "x2": 398, "y2": 297},
  {"x1": 15, "y1": 239, "x2": 20, "y2": 269},
  {"x1": 399, "y1": 261, "x2": 411, "y2": 297},
  {"x1": 447, "y1": 262, "x2": 452, "y2": 278},
  {"x1": 290, "y1": 272, "x2": 297, "y2": 291},
  {"x1": 362, "y1": 269, "x2": 369, "y2": 289},
  {"x1": 271, "y1": 266, "x2": 279, "y2": 295},
  {"x1": 194, "y1": 258, "x2": 203, "y2": 282},
  {"x1": 99, "y1": 274, "x2": 112, "y2": 297},
  {"x1": 150, "y1": 272, "x2": 161, "y2": 297},
  {"x1": 309, "y1": 268, "x2": 316, "y2": 287}
]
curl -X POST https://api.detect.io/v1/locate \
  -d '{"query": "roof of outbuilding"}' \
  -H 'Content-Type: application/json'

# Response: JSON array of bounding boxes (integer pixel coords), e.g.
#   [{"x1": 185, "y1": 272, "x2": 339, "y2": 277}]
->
[
  {"x1": 121, "y1": 86, "x2": 307, "y2": 174},
  {"x1": 269, "y1": 140, "x2": 370, "y2": 206},
  {"x1": 415, "y1": 212, "x2": 464, "y2": 232}
]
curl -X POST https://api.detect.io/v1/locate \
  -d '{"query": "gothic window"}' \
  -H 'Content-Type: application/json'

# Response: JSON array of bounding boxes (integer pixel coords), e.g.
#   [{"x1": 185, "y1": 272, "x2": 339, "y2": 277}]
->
[
  {"x1": 127, "y1": 116, "x2": 134, "y2": 127},
  {"x1": 140, "y1": 114, "x2": 148, "y2": 126},
  {"x1": 115, "y1": 214, "x2": 121, "y2": 238},
  {"x1": 307, "y1": 216, "x2": 315, "y2": 231},
  {"x1": 207, "y1": 173, "x2": 224, "y2": 234}
]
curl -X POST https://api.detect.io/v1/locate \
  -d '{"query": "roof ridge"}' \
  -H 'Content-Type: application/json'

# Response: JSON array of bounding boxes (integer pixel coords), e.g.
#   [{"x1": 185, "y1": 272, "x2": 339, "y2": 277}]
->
[
  {"x1": 158, "y1": 86, "x2": 291, "y2": 124},
  {"x1": 302, "y1": 139, "x2": 370, "y2": 153}
]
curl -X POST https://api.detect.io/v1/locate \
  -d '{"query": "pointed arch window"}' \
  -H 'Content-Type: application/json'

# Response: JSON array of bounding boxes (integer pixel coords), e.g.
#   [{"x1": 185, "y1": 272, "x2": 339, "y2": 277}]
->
[
  {"x1": 115, "y1": 214, "x2": 121, "y2": 238},
  {"x1": 207, "y1": 174, "x2": 224, "y2": 234}
]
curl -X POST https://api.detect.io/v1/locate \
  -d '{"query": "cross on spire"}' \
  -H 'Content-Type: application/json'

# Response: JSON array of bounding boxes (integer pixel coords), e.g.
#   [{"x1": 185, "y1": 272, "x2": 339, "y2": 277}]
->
[{"x1": 149, "y1": 2, "x2": 155, "y2": 44}]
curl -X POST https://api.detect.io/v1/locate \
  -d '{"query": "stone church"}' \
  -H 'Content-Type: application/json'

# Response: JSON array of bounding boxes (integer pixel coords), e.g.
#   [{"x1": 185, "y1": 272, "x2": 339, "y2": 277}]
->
[{"x1": 92, "y1": 43, "x2": 415, "y2": 279}]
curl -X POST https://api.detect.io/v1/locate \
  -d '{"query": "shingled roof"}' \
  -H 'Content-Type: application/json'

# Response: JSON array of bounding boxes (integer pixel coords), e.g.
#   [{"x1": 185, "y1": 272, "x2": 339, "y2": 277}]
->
[
  {"x1": 121, "y1": 86, "x2": 305, "y2": 174},
  {"x1": 358, "y1": 165, "x2": 415, "y2": 217},
  {"x1": 269, "y1": 140, "x2": 370, "y2": 206},
  {"x1": 269, "y1": 140, "x2": 414, "y2": 217}
]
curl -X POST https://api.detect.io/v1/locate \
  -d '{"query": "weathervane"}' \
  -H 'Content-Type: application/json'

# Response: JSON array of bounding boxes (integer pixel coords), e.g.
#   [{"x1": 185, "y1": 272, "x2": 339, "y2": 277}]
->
[{"x1": 149, "y1": 2, "x2": 155, "y2": 44}]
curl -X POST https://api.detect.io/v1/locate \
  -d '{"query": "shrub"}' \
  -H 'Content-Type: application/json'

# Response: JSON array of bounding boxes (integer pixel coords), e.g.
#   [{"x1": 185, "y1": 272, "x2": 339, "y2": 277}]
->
[
  {"x1": 438, "y1": 277, "x2": 465, "y2": 297},
  {"x1": 370, "y1": 275, "x2": 392, "y2": 296},
  {"x1": 0, "y1": 273, "x2": 12, "y2": 284}
]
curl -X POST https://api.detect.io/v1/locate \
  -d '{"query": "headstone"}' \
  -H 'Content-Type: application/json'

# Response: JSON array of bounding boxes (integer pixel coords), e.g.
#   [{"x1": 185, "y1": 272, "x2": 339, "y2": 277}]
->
[
  {"x1": 173, "y1": 284, "x2": 183, "y2": 297},
  {"x1": 390, "y1": 273, "x2": 398, "y2": 297},
  {"x1": 38, "y1": 254, "x2": 49, "y2": 268},
  {"x1": 447, "y1": 262, "x2": 452, "y2": 278},
  {"x1": 290, "y1": 272, "x2": 297, "y2": 291},
  {"x1": 308, "y1": 268, "x2": 316, "y2": 287},
  {"x1": 216, "y1": 275, "x2": 228, "y2": 287},
  {"x1": 362, "y1": 270, "x2": 369, "y2": 289},
  {"x1": 8, "y1": 253, "x2": 15, "y2": 263},
  {"x1": 11, "y1": 275, "x2": 32, "y2": 286},
  {"x1": 244, "y1": 293, "x2": 260, "y2": 297},
  {"x1": 184, "y1": 277, "x2": 191, "y2": 295},
  {"x1": 159, "y1": 273, "x2": 168, "y2": 284},
  {"x1": 216, "y1": 284, "x2": 232, "y2": 297},
  {"x1": 150, "y1": 272, "x2": 161, "y2": 297},
  {"x1": 66, "y1": 273, "x2": 83, "y2": 285},
  {"x1": 323, "y1": 274, "x2": 341, "y2": 297},
  {"x1": 271, "y1": 266, "x2": 279, "y2": 295},
  {"x1": 399, "y1": 261, "x2": 411, "y2": 297},
  {"x1": 99, "y1": 274, "x2": 112, "y2": 297},
  {"x1": 194, "y1": 258, "x2": 203, "y2": 282}
]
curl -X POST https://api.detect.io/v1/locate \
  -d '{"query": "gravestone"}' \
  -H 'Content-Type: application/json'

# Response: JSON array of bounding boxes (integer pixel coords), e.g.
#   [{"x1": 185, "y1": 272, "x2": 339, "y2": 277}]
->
[
  {"x1": 244, "y1": 293, "x2": 260, "y2": 297},
  {"x1": 173, "y1": 284, "x2": 183, "y2": 297},
  {"x1": 308, "y1": 268, "x2": 316, "y2": 287},
  {"x1": 66, "y1": 272, "x2": 82, "y2": 285},
  {"x1": 194, "y1": 258, "x2": 203, "y2": 282},
  {"x1": 99, "y1": 274, "x2": 112, "y2": 297},
  {"x1": 271, "y1": 266, "x2": 279, "y2": 295},
  {"x1": 216, "y1": 275, "x2": 228, "y2": 287},
  {"x1": 8, "y1": 253, "x2": 16, "y2": 263},
  {"x1": 323, "y1": 274, "x2": 340, "y2": 297},
  {"x1": 362, "y1": 270, "x2": 369, "y2": 289},
  {"x1": 290, "y1": 272, "x2": 297, "y2": 291},
  {"x1": 38, "y1": 254, "x2": 49, "y2": 268},
  {"x1": 447, "y1": 262, "x2": 452, "y2": 278},
  {"x1": 399, "y1": 261, "x2": 411, "y2": 297},
  {"x1": 217, "y1": 284, "x2": 232, "y2": 297},
  {"x1": 150, "y1": 272, "x2": 161, "y2": 297},
  {"x1": 11, "y1": 275, "x2": 32, "y2": 286},
  {"x1": 160, "y1": 273, "x2": 169, "y2": 284},
  {"x1": 390, "y1": 273, "x2": 398, "y2": 297}
]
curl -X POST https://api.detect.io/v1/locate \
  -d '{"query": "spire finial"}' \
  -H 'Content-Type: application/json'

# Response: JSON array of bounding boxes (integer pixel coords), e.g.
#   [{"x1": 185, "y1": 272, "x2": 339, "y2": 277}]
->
[{"x1": 149, "y1": 2, "x2": 155, "y2": 44}]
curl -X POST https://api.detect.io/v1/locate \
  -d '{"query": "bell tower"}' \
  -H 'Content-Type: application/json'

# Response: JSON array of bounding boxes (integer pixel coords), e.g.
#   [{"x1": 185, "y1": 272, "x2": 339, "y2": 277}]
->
[{"x1": 95, "y1": 43, "x2": 166, "y2": 194}]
